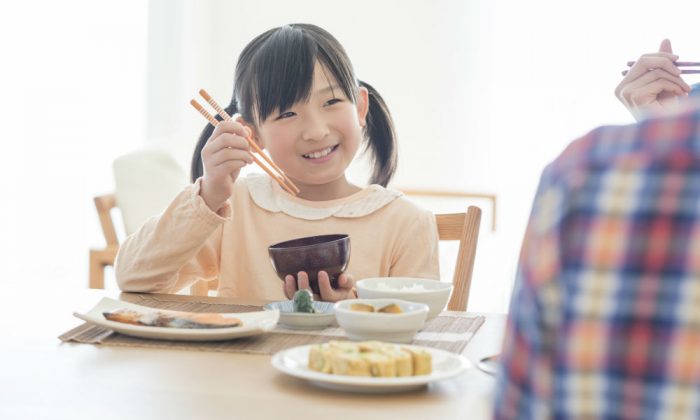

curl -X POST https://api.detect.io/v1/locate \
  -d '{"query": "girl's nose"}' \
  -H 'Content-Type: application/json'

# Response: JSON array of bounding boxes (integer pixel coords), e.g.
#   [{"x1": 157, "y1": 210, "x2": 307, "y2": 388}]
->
[{"x1": 301, "y1": 113, "x2": 330, "y2": 142}]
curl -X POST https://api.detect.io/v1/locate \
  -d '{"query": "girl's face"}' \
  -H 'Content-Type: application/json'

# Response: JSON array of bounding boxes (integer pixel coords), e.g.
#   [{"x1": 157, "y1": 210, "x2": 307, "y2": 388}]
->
[{"x1": 253, "y1": 62, "x2": 369, "y2": 191}]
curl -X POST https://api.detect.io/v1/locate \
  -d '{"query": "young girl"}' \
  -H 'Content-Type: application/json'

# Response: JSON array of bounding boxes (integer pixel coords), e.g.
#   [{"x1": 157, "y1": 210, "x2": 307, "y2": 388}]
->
[{"x1": 115, "y1": 23, "x2": 439, "y2": 302}]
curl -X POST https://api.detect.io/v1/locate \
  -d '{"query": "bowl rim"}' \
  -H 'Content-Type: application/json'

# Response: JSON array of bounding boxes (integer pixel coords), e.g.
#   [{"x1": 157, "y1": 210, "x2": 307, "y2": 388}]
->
[
  {"x1": 356, "y1": 277, "x2": 452, "y2": 294},
  {"x1": 263, "y1": 301, "x2": 335, "y2": 318},
  {"x1": 268, "y1": 234, "x2": 349, "y2": 251},
  {"x1": 334, "y1": 298, "x2": 429, "y2": 318}
]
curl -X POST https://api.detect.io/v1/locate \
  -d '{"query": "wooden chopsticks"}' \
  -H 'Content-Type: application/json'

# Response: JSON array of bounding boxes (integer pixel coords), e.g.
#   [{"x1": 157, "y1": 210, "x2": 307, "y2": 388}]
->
[
  {"x1": 190, "y1": 90, "x2": 300, "y2": 196},
  {"x1": 622, "y1": 61, "x2": 700, "y2": 76}
]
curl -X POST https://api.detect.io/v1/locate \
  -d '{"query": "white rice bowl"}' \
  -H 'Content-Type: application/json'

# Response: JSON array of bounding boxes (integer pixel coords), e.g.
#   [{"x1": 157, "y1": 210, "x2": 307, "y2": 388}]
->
[{"x1": 355, "y1": 277, "x2": 452, "y2": 319}]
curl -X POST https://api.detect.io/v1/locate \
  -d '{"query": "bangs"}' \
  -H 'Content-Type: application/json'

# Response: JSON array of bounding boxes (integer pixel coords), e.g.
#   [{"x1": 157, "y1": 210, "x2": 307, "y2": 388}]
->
[{"x1": 240, "y1": 24, "x2": 358, "y2": 125}]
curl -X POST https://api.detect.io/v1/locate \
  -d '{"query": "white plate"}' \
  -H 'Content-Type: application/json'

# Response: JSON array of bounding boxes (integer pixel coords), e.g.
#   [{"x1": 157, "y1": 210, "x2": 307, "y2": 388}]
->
[
  {"x1": 74, "y1": 297, "x2": 279, "y2": 341},
  {"x1": 263, "y1": 300, "x2": 336, "y2": 330},
  {"x1": 271, "y1": 344, "x2": 472, "y2": 393}
]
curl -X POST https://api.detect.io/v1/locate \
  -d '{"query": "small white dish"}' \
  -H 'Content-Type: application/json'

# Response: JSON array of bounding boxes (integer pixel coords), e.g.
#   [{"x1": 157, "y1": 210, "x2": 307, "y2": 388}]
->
[
  {"x1": 356, "y1": 277, "x2": 452, "y2": 319},
  {"x1": 334, "y1": 298, "x2": 429, "y2": 343},
  {"x1": 74, "y1": 297, "x2": 279, "y2": 342},
  {"x1": 271, "y1": 344, "x2": 472, "y2": 393},
  {"x1": 263, "y1": 300, "x2": 336, "y2": 330}
]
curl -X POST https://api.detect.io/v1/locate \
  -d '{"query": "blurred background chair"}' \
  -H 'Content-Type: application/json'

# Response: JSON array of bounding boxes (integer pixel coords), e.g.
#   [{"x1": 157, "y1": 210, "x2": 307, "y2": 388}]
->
[{"x1": 89, "y1": 149, "x2": 186, "y2": 289}]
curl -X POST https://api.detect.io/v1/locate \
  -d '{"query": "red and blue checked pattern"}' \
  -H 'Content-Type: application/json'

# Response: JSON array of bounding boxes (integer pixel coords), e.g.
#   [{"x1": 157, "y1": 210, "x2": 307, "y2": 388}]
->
[{"x1": 495, "y1": 101, "x2": 700, "y2": 419}]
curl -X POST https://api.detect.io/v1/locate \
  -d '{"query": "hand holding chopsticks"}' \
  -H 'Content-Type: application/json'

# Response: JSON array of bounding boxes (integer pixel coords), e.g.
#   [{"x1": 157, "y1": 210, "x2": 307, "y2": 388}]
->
[
  {"x1": 190, "y1": 90, "x2": 300, "y2": 197},
  {"x1": 615, "y1": 39, "x2": 696, "y2": 121}
]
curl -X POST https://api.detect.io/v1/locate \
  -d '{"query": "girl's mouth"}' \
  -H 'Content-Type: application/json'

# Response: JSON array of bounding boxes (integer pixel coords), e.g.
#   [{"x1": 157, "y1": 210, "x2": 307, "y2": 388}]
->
[{"x1": 302, "y1": 144, "x2": 339, "y2": 160}]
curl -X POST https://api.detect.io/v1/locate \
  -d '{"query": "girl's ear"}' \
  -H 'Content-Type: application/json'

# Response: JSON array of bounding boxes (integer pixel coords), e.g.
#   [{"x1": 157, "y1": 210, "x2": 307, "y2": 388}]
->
[{"x1": 357, "y1": 86, "x2": 369, "y2": 128}]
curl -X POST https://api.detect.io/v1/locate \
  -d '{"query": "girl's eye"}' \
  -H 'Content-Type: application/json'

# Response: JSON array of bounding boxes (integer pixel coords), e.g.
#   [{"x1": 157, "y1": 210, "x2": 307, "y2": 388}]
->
[
  {"x1": 276, "y1": 111, "x2": 296, "y2": 120},
  {"x1": 324, "y1": 98, "x2": 342, "y2": 107}
]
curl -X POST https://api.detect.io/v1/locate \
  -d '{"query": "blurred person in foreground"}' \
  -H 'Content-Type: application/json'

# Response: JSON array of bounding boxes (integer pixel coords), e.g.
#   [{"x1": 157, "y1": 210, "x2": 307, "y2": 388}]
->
[{"x1": 494, "y1": 41, "x2": 700, "y2": 418}]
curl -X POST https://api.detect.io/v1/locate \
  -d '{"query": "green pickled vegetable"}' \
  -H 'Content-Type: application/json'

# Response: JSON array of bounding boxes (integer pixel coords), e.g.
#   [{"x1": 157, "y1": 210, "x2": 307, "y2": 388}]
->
[{"x1": 293, "y1": 289, "x2": 316, "y2": 313}]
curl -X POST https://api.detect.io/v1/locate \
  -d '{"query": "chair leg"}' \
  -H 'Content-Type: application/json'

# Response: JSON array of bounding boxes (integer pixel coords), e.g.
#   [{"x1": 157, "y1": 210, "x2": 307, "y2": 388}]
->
[
  {"x1": 89, "y1": 246, "x2": 118, "y2": 289},
  {"x1": 89, "y1": 250, "x2": 105, "y2": 289}
]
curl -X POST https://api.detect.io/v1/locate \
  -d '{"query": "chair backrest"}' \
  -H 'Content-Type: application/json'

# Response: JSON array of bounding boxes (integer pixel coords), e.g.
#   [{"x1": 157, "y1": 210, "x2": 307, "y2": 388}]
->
[
  {"x1": 113, "y1": 149, "x2": 186, "y2": 235},
  {"x1": 94, "y1": 194, "x2": 119, "y2": 248},
  {"x1": 437, "y1": 206, "x2": 482, "y2": 311}
]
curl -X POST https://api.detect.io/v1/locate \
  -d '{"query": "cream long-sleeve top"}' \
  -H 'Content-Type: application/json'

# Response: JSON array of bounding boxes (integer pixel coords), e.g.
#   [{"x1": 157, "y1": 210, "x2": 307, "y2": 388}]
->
[{"x1": 115, "y1": 173, "x2": 440, "y2": 301}]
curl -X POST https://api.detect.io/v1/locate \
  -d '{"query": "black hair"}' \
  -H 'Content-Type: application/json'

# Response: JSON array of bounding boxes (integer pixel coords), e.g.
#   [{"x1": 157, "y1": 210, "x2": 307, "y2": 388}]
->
[{"x1": 190, "y1": 23, "x2": 397, "y2": 187}]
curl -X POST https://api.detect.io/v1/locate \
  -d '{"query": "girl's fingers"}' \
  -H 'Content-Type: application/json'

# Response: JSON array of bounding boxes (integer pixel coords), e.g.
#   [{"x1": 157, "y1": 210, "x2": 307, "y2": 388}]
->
[
  {"x1": 208, "y1": 120, "x2": 250, "y2": 143},
  {"x1": 284, "y1": 275, "x2": 297, "y2": 299},
  {"x1": 317, "y1": 271, "x2": 337, "y2": 301},
  {"x1": 207, "y1": 147, "x2": 254, "y2": 168},
  {"x1": 297, "y1": 271, "x2": 311, "y2": 293},
  {"x1": 205, "y1": 133, "x2": 250, "y2": 156},
  {"x1": 337, "y1": 273, "x2": 355, "y2": 290},
  {"x1": 318, "y1": 271, "x2": 354, "y2": 302}
]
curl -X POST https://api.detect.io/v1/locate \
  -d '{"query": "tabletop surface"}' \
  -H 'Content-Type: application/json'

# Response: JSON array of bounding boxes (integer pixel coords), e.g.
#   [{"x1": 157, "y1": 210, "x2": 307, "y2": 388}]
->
[{"x1": 0, "y1": 287, "x2": 505, "y2": 420}]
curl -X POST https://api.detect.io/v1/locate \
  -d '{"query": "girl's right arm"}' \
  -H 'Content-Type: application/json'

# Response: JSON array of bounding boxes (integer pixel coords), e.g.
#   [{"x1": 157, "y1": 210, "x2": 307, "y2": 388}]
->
[
  {"x1": 198, "y1": 119, "x2": 253, "y2": 213},
  {"x1": 114, "y1": 180, "x2": 227, "y2": 293},
  {"x1": 115, "y1": 119, "x2": 253, "y2": 293}
]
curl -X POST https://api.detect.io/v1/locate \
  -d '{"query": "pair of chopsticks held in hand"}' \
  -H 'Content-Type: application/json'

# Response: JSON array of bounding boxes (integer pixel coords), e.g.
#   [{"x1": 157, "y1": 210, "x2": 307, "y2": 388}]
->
[
  {"x1": 622, "y1": 61, "x2": 700, "y2": 76},
  {"x1": 190, "y1": 90, "x2": 300, "y2": 196}
]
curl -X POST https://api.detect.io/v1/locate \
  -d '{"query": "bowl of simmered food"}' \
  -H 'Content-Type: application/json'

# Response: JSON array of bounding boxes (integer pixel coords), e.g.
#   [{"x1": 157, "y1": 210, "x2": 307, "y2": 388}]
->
[
  {"x1": 333, "y1": 298, "x2": 429, "y2": 343},
  {"x1": 268, "y1": 234, "x2": 350, "y2": 296},
  {"x1": 355, "y1": 277, "x2": 452, "y2": 319}
]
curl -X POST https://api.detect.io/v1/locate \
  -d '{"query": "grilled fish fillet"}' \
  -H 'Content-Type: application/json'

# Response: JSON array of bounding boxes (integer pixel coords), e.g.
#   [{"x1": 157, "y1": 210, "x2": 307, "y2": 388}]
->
[{"x1": 103, "y1": 308, "x2": 242, "y2": 329}]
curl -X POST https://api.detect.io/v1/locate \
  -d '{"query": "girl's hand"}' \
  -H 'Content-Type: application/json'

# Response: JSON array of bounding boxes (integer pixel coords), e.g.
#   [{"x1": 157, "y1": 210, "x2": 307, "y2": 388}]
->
[
  {"x1": 284, "y1": 271, "x2": 356, "y2": 302},
  {"x1": 615, "y1": 39, "x2": 692, "y2": 121},
  {"x1": 199, "y1": 120, "x2": 253, "y2": 213}
]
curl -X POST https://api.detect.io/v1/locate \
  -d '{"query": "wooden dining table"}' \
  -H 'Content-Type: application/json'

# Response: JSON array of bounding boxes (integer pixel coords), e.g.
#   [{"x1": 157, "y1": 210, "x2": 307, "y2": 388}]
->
[{"x1": 0, "y1": 285, "x2": 505, "y2": 420}]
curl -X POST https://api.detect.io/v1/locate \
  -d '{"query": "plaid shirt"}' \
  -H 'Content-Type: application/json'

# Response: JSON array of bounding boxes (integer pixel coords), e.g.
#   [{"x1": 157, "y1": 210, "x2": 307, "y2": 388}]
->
[{"x1": 494, "y1": 100, "x2": 700, "y2": 419}]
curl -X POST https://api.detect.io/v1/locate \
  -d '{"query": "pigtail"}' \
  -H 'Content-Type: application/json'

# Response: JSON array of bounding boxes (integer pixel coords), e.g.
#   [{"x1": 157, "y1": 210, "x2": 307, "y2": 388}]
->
[
  {"x1": 359, "y1": 80, "x2": 397, "y2": 187},
  {"x1": 190, "y1": 100, "x2": 239, "y2": 183}
]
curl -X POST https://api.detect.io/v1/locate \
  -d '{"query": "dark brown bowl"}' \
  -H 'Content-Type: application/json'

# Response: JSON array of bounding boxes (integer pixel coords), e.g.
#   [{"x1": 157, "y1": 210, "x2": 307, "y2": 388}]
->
[{"x1": 268, "y1": 234, "x2": 351, "y2": 296}]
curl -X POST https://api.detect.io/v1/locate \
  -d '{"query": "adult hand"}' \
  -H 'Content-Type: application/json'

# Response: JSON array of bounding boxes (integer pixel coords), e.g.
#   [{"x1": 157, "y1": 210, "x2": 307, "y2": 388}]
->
[
  {"x1": 615, "y1": 39, "x2": 692, "y2": 121},
  {"x1": 284, "y1": 271, "x2": 356, "y2": 302},
  {"x1": 199, "y1": 120, "x2": 253, "y2": 213}
]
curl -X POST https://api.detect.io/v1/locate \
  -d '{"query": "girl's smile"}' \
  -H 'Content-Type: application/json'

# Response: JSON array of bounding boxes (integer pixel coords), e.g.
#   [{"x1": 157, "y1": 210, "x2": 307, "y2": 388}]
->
[{"x1": 301, "y1": 144, "x2": 339, "y2": 162}]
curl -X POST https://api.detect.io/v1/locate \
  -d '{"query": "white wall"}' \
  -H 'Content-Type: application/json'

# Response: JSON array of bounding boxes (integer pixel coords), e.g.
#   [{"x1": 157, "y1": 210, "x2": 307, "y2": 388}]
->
[{"x1": 0, "y1": 1, "x2": 147, "y2": 288}]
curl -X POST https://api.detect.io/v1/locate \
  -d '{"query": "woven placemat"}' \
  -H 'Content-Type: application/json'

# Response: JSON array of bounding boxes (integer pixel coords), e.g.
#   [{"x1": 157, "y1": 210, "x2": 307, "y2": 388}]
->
[{"x1": 59, "y1": 294, "x2": 484, "y2": 355}]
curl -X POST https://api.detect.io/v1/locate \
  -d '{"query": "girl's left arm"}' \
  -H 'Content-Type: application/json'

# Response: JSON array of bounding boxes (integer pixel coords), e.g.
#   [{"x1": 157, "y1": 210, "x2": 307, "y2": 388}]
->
[{"x1": 389, "y1": 209, "x2": 440, "y2": 279}]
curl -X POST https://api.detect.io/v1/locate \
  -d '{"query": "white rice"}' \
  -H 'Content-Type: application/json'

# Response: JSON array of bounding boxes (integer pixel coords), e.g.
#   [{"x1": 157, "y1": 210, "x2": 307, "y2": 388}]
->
[{"x1": 374, "y1": 282, "x2": 428, "y2": 292}]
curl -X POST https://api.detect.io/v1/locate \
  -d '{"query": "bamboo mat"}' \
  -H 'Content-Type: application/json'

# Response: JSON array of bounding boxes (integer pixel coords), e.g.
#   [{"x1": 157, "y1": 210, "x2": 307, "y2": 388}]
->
[{"x1": 59, "y1": 294, "x2": 484, "y2": 355}]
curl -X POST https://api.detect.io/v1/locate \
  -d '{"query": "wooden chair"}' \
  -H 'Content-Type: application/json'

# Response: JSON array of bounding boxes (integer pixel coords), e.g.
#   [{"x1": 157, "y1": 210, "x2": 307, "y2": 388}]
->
[
  {"x1": 89, "y1": 194, "x2": 119, "y2": 289},
  {"x1": 439, "y1": 206, "x2": 482, "y2": 311},
  {"x1": 190, "y1": 206, "x2": 483, "y2": 310}
]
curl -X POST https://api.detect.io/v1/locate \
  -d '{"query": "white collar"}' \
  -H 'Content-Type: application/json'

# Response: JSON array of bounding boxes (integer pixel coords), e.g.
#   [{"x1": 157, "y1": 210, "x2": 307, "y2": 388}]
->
[{"x1": 244, "y1": 173, "x2": 402, "y2": 220}]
